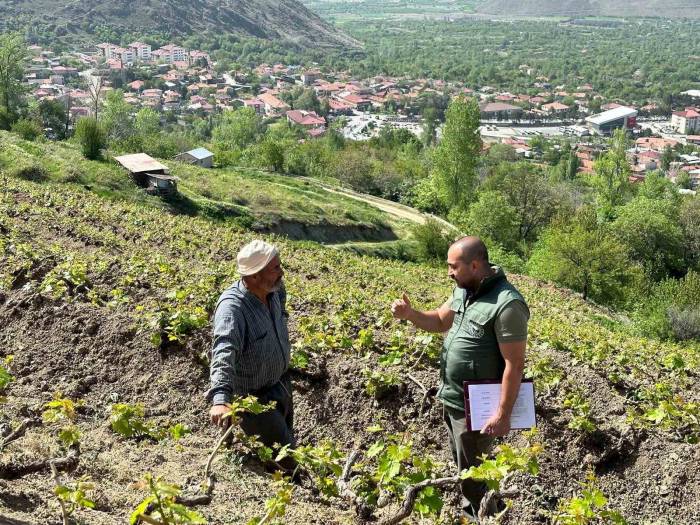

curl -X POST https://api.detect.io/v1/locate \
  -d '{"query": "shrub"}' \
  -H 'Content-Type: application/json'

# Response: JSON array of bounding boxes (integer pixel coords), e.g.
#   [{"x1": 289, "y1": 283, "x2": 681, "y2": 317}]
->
[
  {"x1": 412, "y1": 218, "x2": 452, "y2": 263},
  {"x1": 633, "y1": 271, "x2": 700, "y2": 340},
  {"x1": 11, "y1": 118, "x2": 43, "y2": 141},
  {"x1": 12, "y1": 164, "x2": 48, "y2": 182},
  {"x1": 74, "y1": 118, "x2": 106, "y2": 160},
  {"x1": 667, "y1": 308, "x2": 700, "y2": 341}
]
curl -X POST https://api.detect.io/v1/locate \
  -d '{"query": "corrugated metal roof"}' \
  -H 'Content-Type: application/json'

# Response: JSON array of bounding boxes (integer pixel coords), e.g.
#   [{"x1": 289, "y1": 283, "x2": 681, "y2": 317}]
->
[
  {"x1": 586, "y1": 106, "x2": 637, "y2": 126},
  {"x1": 114, "y1": 153, "x2": 169, "y2": 173},
  {"x1": 186, "y1": 147, "x2": 214, "y2": 160}
]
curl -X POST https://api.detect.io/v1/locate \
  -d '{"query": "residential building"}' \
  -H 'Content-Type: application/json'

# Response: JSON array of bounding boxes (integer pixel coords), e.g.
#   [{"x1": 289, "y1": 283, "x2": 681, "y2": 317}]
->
[
  {"x1": 542, "y1": 101, "x2": 571, "y2": 114},
  {"x1": 286, "y1": 110, "x2": 326, "y2": 129},
  {"x1": 129, "y1": 42, "x2": 152, "y2": 61},
  {"x1": 301, "y1": 69, "x2": 322, "y2": 86},
  {"x1": 336, "y1": 92, "x2": 371, "y2": 111},
  {"x1": 671, "y1": 107, "x2": 700, "y2": 134},
  {"x1": 479, "y1": 102, "x2": 523, "y2": 120},
  {"x1": 258, "y1": 92, "x2": 290, "y2": 115},
  {"x1": 153, "y1": 45, "x2": 187, "y2": 64},
  {"x1": 635, "y1": 137, "x2": 679, "y2": 151},
  {"x1": 241, "y1": 99, "x2": 265, "y2": 116}
]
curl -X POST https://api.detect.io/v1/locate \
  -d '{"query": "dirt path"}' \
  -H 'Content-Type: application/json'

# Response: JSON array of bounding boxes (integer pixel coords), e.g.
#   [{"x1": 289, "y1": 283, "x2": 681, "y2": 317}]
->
[{"x1": 299, "y1": 177, "x2": 461, "y2": 232}]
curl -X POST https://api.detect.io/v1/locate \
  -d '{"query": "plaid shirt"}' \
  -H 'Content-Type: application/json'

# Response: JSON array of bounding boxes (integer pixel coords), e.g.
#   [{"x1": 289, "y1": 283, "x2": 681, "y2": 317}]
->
[{"x1": 207, "y1": 280, "x2": 290, "y2": 405}]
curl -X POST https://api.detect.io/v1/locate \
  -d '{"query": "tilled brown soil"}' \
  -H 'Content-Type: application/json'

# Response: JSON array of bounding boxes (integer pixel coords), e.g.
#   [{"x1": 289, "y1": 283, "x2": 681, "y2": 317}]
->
[{"x1": 0, "y1": 289, "x2": 699, "y2": 524}]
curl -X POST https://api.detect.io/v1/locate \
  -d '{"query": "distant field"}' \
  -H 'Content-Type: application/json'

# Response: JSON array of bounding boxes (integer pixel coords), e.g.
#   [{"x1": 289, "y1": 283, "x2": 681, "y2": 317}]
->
[
  {"x1": 304, "y1": 0, "x2": 700, "y2": 20},
  {"x1": 303, "y1": 0, "x2": 483, "y2": 21}
]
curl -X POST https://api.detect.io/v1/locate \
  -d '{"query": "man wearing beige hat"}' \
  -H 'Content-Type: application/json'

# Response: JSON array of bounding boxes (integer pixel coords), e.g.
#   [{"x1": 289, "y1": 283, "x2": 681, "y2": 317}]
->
[{"x1": 207, "y1": 239, "x2": 295, "y2": 449}]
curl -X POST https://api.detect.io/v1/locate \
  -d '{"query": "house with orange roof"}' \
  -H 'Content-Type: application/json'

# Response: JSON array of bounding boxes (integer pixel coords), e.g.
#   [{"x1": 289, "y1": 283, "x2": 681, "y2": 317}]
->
[
  {"x1": 286, "y1": 110, "x2": 326, "y2": 129},
  {"x1": 672, "y1": 107, "x2": 700, "y2": 134},
  {"x1": 258, "y1": 92, "x2": 290, "y2": 116}
]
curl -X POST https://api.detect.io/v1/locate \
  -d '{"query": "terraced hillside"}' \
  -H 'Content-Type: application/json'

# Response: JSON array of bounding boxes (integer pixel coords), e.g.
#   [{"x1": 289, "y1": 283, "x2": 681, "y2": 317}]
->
[{"x1": 0, "y1": 136, "x2": 699, "y2": 524}]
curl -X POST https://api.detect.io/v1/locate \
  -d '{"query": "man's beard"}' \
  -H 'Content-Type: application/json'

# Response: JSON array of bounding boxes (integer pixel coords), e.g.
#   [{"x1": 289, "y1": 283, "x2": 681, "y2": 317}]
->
[
  {"x1": 269, "y1": 278, "x2": 283, "y2": 292},
  {"x1": 451, "y1": 275, "x2": 474, "y2": 292}
]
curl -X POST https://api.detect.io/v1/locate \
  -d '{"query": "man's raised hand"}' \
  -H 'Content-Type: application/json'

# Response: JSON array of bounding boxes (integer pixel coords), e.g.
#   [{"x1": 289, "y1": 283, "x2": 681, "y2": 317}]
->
[{"x1": 391, "y1": 293, "x2": 413, "y2": 321}]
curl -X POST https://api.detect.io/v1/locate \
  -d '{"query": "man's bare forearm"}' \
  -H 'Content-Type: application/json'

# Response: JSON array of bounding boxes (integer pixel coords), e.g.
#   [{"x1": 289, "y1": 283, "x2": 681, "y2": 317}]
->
[
  {"x1": 496, "y1": 360, "x2": 524, "y2": 418},
  {"x1": 406, "y1": 309, "x2": 448, "y2": 333}
]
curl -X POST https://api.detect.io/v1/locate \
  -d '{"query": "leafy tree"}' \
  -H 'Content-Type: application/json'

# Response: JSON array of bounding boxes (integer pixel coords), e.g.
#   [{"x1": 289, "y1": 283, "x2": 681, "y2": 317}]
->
[
  {"x1": 0, "y1": 33, "x2": 27, "y2": 121},
  {"x1": 611, "y1": 197, "x2": 685, "y2": 281},
  {"x1": 431, "y1": 96, "x2": 481, "y2": 210},
  {"x1": 294, "y1": 88, "x2": 321, "y2": 113},
  {"x1": 679, "y1": 198, "x2": 700, "y2": 270},
  {"x1": 74, "y1": 118, "x2": 106, "y2": 160},
  {"x1": 250, "y1": 138, "x2": 286, "y2": 173},
  {"x1": 638, "y1": 170, "x2": 680, "y2": 206},
  {"x1": 633, "y1": 271, "x2": 700, "y2": 340},
  {"x1": 527, "y1": 218, "x2": 638, "y2": 306},
  {"x1": 484, "y1": 143, "x2": 518, "y2": 165},
  {"x1": 456, "y1": 190, "x2": 519, "y2": 251},
  {"x1": 38, "y1": 99, "x2": 68, "y2": 140},
  {"x1": 483, "y1": 162, "x2": 563, "y2": 244},
  {"x1": 134, "y1": 108, "x2": 161, "y2": 136},
  {"x1": 675, "y1": 171, "x2": 691, "y2": 190},
  {"x1": 101, "y1": 90, "x2": 133, "y2": 142},
  {"x1": 212, "y1": 107, "x2": 264, "y2": 153},
  {"x1": 592, "y1": 129, "x2": 631, "y2": 219},
  {"x1": 412, "y1": 218, "x2": 452, "y2": 263},
  {"x1": 555, "y1": 149, "x2": 580, "y2": 181},
  {"x1": 421, "y1": 106, "x2": 438, "y2": 147},
  {"x1": 660, "y1": 145, "x2": 675, "y2": 172},
  {"x1": 333, "y1": 147, "x2": 378, "y2": 194}
]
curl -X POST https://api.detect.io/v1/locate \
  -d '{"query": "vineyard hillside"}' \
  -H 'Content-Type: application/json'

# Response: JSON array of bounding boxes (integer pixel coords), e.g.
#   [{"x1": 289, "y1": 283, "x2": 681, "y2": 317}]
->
[{"x1": 1, "y1": 132, "x2": 699, "y2": 524}]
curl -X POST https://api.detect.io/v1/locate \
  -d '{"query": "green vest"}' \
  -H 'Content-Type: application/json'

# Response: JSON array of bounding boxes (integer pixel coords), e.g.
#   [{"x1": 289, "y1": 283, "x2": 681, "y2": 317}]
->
[{"x1": 437, "y1": 267, "x2": 529, "y2": 411}]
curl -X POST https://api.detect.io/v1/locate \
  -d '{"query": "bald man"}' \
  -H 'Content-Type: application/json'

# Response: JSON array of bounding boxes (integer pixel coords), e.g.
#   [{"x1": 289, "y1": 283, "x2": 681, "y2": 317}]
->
[{"x1": 391, "y1": 236, "x2": 529, "y2": 520}]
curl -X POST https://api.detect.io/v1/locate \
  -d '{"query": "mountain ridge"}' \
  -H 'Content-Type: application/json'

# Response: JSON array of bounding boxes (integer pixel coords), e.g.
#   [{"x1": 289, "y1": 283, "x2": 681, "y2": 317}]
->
[{"x1": 0, "y1": 0, "x2": 359, "y2": 49}]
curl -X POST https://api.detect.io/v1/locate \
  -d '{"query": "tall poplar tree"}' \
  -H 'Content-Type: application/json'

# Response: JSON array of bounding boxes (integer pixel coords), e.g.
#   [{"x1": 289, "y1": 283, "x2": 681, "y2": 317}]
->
[{"x1": 431, "y1": 95, "x2": 481, "y2": 211}]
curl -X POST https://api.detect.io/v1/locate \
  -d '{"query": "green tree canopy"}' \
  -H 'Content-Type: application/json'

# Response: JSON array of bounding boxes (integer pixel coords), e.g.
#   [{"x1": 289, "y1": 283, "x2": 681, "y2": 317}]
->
[
  {"x1": 134, "y1": 108, "x2": 161, "y2": 136},
  {"x1": 74, "y1": 118, "x2": 106, "y2": 160},
  {"x1": 593, "y1": 129, "x2": 631, "y2": 219},
  {"x1": 101, "y1": 90, "x2": 134, "y2": 142},
  {"x1": 0, "y1": 33, "x2": 27, "y2": 122},
  {"x1": 483, "y1": 162, "x2": 564, "y2": 244},
  {"x1": 611, "y1": 196, "x2": 685, "y2": 281},
  {"x1": 458, "y1": 190, "x2": 519, "y2": 252},
  {"x1": 431, "y1": 95, "x2": 481, "y2": 211},
  {"x1": 212, "y1": 107, "x2": 264, "y2": 152},
  {"x1": 527, "y1": 218, "x2": 639, "y2": 306}
]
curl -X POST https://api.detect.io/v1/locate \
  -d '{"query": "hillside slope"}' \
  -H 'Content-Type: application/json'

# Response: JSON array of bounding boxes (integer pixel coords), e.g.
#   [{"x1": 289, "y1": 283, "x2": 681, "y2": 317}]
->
[
  {"x1": 0, "y1": 132, "x2": 404, "y2": 244},
  {"x1": 0, "y1": 0, "x2": 359, "y2": 48},
  {"x1": 0, "y1": 141, "x2": 699, "y2": 523},
  {"x1": 476, "y1": 0, "x2": 700, "y2": 19}
]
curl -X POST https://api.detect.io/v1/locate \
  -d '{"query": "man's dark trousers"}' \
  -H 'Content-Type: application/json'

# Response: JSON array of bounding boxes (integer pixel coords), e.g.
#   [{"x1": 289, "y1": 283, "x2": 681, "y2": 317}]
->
[
  {"x1": 443, "y1": 405, "x2": 495, "y2": 514},
  {"x1": 240, "y1": 375, "x2": 295, "y2": 449}
]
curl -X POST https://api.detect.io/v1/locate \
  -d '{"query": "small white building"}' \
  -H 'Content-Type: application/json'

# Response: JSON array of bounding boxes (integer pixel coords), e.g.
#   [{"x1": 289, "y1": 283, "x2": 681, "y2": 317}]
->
[{"x1": 175, "y1": 147, "x2": 214, "y2": 168}]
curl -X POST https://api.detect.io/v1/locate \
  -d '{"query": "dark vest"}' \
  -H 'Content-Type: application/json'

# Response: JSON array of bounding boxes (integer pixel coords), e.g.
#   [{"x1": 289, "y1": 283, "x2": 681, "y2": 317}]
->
[{"x1": 437, "y1": 268, "x2": 529, "y2": 411}]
